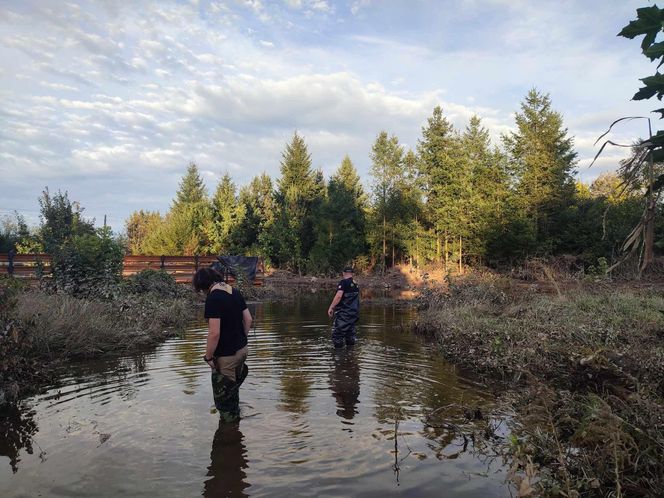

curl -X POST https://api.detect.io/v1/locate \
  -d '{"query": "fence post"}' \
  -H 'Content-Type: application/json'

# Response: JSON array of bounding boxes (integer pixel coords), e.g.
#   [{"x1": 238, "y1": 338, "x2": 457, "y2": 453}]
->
[
  {"x1": 160, "y1": 255, "x2": 165, "y2": 270},
  {"x1": 8, "y1": 249, "x2": 15, "y2": 276}
]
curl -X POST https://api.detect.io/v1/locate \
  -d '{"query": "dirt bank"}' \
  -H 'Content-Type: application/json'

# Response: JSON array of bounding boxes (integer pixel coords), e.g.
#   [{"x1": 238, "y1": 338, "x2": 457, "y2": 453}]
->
[{"x1": 413, "y1": 273, "x2": 664, "y2": 497}]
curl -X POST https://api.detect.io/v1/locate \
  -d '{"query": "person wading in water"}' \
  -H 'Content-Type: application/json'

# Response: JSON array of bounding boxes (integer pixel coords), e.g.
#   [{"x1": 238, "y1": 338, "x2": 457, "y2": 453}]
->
[
  {"x1": 193, "y1": 267, "x2": 252, "y2": 422},
  {"x1": 327, "y1": 266, "x2": 360, "y2": 348}
]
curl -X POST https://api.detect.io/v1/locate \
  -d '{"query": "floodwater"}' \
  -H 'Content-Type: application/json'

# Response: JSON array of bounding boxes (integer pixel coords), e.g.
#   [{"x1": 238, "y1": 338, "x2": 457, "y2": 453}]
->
[{"x1": 1, "y1": 294, "x2": 510, "y2": 497}]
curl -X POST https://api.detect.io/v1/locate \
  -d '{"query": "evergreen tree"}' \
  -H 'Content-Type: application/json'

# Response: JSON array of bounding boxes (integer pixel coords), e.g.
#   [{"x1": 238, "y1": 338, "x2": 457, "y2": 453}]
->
[
  {"x1": 416, "y1": 106, "x2": 465, "y2": 265},
  {"x1": 310, "y1": 155, "x2": 367, "y2": 271},
  {"x1": 209, "y1": 173, "x2": 244, "y2": 254},
  {"x1": 141, "y1": 163, "x2": 211, "y2": 255},
  {"x1": 462, "y1": 116, "x2": 509, "y2": 263},
  {"x1": 271, "y1": 132, "x2": 322, "y2": 271},
  {"x1": 125, "y1": 210, "x2": 162, "y2": 254},
  {"x1": 502, "y1": 89, "x2": 577, "y2": 253},
  {"x1": 370, "y1": 131, "x2": 404, "y2": 272},
  {"x1": 240, "y1": 173, "x2": 278, "y2": 257},
  {"x1": 172, "y1": 162, "x2": 207, "y2": 209}
]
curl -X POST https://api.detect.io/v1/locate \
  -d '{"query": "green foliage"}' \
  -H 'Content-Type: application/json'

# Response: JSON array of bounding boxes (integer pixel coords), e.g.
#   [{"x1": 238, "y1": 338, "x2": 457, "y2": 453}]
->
[
  {"x1": 416, "y1": 106, "x2": 463, "y2": 262},
  {"x1": 370, "y1": 131, "x2": 409, "y2": 271},
  {"x1": 269, "y1": 132, "x2": 325, "y2": 272},
  {"x1": 0, "y1": 212, "x2": 32, "y2": 253},
  {"x1": 125, "y1": 210, "x2": 162, "y2": 254},
  {"x1": 309, "y1": 155, "x2": 367, "y2": 273},
  {"x1": 173, "y1": 162, "x2": 207, "y2": 209},
  {"x1": 138, "y1": 164, "x2": 212, "y2": 256},
  {"x1": 38, "y1": 188, "x2": 95, "y2": 253},
  {"x1": 502, "y1": 89, "x2": 577, "y2": 254},
  {"x1": 240, "y1": 173, "x2": 278, "y2": 258},
  {"x1": 0, "y1": 275, "x2": 24, "y2": 327},
  {"x1": 586, "y1": 257, "x2": 609, "y2": 279},
  {"x1": 124, "y1": 269, "x2": 182, "y2": 298},
  {"x1": 49, "y1": 226, "x2": 125, "y2": 297}
]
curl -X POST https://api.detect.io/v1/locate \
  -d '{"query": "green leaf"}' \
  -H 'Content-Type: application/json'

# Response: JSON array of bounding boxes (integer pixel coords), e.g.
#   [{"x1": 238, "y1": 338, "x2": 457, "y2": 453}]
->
[
  {"x1": 633, "y1": 85, "x2": 658, "y2": 100},
  {"x1": 618, "y1": 6, "x2": 664, "y2": 50},
  {"x1": 644, "y1": 41, "x2": 664, "y2": 60},
  {"x1": 652, "y1": 173, "x2": 664, "y2": 192},
  {"x1": 634, "y1": 73, "x2": 664, "y2": 100},
  {"x1": 650, "y1": 148, "x2": 664, "y2": 163}
]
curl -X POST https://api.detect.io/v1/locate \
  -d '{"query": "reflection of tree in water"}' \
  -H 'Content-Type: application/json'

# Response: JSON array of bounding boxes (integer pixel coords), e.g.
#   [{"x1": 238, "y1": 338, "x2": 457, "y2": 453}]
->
[
  {"x1": 173, "y1": 332, "x2": 204, "y2": 395},
  {"x1": 329, "y1": 348, "x2": 360, "y2": 419},
  {"x1": 0, "y1": 404, "x2": 38, "y2": 474},
  {"x1": 203, "y1": 421, "x2": 249, "y2": 498},
  {"x1": 273, "y1": 302, "x2": 314, "y2": 415},
  {"x1": 368, "y1": 326, "x2": 499, "y2": 473},
  {"x1": 60, "y1": 353, "x2": 152, "y2": 403}
]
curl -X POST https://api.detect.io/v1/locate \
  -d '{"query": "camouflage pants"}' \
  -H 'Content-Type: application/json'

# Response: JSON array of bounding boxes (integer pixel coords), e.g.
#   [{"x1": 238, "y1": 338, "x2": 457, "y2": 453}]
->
[{"x1": 211, "y1": 362, "x2": 249, "y2": 423}]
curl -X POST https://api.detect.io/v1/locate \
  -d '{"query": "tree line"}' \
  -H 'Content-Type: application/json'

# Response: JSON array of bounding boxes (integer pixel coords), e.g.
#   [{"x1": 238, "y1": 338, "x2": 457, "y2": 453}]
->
[{"x1": 1, "y1": 89, "x2": 659, "y2": 275}]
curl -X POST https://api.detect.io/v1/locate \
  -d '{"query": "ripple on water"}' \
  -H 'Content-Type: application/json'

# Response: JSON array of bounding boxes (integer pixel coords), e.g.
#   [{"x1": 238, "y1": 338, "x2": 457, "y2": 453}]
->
[{"x1": 1, "y1": 298, "x2": 509, "y2": 498}]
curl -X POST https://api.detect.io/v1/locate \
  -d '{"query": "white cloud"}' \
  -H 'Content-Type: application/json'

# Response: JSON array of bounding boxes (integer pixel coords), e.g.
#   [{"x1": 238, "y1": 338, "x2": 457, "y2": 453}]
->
[{"x1": 0, "y1": 0, "x2": 656, "y2": 228}]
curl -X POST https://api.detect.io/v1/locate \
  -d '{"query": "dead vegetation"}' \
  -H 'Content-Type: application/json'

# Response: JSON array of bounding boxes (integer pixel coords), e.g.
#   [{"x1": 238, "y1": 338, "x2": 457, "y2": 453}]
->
[
  {"x1": 414, "y1": 272, "x2": 664, "y2": 497},
  {"x1": 1, "y1": 286, "x2": 198, "y2": 403}
]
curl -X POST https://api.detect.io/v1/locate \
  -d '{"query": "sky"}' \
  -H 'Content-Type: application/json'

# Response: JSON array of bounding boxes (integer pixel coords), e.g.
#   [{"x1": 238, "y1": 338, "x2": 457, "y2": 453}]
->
[{"x1": 0, "y1": 0, "x2": 659, "y2": 231}]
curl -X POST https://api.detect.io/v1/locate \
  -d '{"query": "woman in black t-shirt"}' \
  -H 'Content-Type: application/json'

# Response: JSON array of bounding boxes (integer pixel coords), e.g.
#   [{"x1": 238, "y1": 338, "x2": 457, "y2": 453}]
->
[{"x1": 193, "y1": 267, "x2": 252, "y2": 422}]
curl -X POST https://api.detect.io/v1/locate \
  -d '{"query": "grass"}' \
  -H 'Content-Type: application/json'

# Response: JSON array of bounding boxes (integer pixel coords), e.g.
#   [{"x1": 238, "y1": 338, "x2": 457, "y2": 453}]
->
[
  {"x1": 414, "y1": 274, "x2": 664, "y2": 497},
  {"x1": 0, "y1": 286, "x2": 199, "y2": 403}
]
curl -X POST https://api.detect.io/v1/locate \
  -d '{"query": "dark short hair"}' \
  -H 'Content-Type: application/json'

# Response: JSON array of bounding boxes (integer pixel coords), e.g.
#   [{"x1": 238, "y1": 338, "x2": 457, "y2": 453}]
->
[
  {"x1": 343, "y1": 266, "x2": 354, "y2": 273},
  {"x1": 192, "y1": 267, "x2": 224, "y2": 292}
]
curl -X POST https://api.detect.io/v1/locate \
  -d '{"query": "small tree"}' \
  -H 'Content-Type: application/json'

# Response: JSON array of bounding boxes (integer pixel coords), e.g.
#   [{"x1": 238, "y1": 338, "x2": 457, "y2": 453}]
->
[
  {"x1": 38, "y1": 188, "x2": 95, "y2": 253},
  {"x1": 592, "y1": 5, "x2": 664, "y2": 273}
]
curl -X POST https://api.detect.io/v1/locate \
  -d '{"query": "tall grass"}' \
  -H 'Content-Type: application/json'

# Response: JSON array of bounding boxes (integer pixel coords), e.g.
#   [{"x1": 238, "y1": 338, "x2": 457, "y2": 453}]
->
[
  {"x1": 14, "y1": 292, "x2": 194, "y2": 359},
  {"x1": 414, "y1": 276, "x2": 664, "y2": 496}
]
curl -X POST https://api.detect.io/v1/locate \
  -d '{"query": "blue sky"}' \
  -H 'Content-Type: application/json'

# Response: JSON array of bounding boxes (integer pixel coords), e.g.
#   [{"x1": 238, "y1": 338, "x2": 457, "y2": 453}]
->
[{"x1": 0, "y1": 0, "x2": 658, "y2": 230}]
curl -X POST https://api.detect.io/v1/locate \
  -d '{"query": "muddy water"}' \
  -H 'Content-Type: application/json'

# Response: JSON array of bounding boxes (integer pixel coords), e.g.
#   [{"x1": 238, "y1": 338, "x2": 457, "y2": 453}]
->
[{"x1": 1, "y1": 295, "x2": 509, "y2": 497}]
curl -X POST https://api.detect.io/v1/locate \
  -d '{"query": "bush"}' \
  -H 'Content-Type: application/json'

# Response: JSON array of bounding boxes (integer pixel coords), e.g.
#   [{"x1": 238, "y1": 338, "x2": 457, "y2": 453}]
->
[
  {"x1": 0, "y1": 275, "x2": 24, "y2": 335},
  {"x1": 48, "y1": 227, "x2": 124, "y2": 297},
  {"x1": 124, "y1": 269, "x2": 182, "y2": 298}
]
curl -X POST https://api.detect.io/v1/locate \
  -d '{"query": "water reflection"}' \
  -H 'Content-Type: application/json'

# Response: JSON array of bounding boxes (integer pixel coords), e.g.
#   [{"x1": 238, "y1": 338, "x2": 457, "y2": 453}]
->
[
  {"x1": 203, "y1": 421, "x2": 249, "y2": 498},
  {"x1": 1, "y1": 295, "x2": 509, "y2": 497},
  {"x1": 0, "y1": 404, "x2": 38, "y2": 474},
  {"x1": 329, "y1": 348, "x2": 360, "y2": 420}
]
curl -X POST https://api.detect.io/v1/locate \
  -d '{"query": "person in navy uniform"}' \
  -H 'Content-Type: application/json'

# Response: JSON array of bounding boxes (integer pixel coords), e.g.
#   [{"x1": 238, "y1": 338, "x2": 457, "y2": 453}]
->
[{"x1": 327, "y1": 266, "x2": 360, "y2": 348}]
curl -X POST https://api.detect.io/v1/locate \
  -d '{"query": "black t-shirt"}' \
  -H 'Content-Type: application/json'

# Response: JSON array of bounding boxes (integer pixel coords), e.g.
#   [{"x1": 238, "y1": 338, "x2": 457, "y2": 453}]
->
[
  {"x1": 336, "y1": 277, "x2": 360, "y2": 314},
  {"x1": 204, "y1": 286, "x2": 248, "y2": 357}
]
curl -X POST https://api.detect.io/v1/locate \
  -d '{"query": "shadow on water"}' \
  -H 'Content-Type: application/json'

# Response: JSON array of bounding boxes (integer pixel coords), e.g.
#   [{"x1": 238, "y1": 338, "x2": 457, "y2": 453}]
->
[{"x1": 1, "y1": 293, "x2": 511, "y2": 497}]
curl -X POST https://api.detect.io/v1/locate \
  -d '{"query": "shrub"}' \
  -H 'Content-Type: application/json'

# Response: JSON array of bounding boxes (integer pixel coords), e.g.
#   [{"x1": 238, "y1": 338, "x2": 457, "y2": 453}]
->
[
  {"x1": 124, "y1": 269, "x2": 182, "y2": 298},
  {"x1": 48, "y1": 227, "x2": 124, "y2": 297}
]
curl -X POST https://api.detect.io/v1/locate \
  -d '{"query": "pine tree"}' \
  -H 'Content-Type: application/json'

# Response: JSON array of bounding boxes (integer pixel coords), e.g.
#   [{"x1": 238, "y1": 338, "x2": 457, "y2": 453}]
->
[
  {"x1": 271, "y1": 132, "x2": 322, "y2": 271},
  {"x1": 173, "y1": 162, "x2": 207, "y2": 209},
  {"x1": 503, "y1": 89, "x2": 577, "y2": 253},
  {"x1": 142, "y1": 163, "x2": 211, "y2": 255},
  {"x1": 416, "y1": 106, "x2": 464, "y2": 266},
  {"x1": 462, "y1": 116, "x2": 509, "y2": 263},
  {"x1": 209, "y1": 172, "x2": 243, "y2": 254},
  {"x1": 234, "y1": 173, "x2": 273, "y2": 254},
  {"x1": 311, "y1": 155, "x2": 367, "y2": 271},
  {"x1": 370, "y1": 131, "x2": 404, "y2": 273}
]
